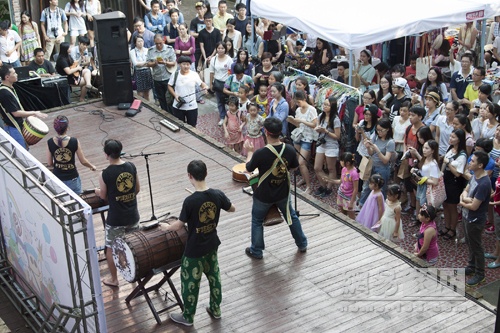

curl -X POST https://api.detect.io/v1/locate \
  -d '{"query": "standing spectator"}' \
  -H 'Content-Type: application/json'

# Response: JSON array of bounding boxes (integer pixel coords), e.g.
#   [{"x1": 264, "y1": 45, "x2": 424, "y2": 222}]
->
[
  {"x1": 242, "y1": 22, "x2": 261, "y2": 59},
  {"x1": 0, "y1": 20, "x2": 22, "y2": 67},
  {"x1": 130, "y1": 17, "x2": 155, "y2": 49},
  {"x1": 168, "y1": 56, "x2": 208, "y2": 127},
  {"x1": 83, "y1": 0, "x2": 101, "y2": 47},
  {"x1": 19, "y1": 11, "x2": 40, "y2": 65},
  {"x1": 199, "y1": 12, "x2": 221, "y2": 66},
  {"x1": 268, "y1": 83, "x2": 289, "y2": 136},
  {"x1": 147, "y1": 34, "x2": 176, "y2": 113},
  {"x1": 163, "y1": 0, "x2": 185, "y2": 25},
  {"x1": 167, "y1": 160, "x2": 235, "y2": 326},
  {"x1": 307, "y1": 38, "x2": 334, "y2": 77},
  {"x1": 27, "y1": 48, "x2": 56, "y2": 76},
  {"x1": 234, "y1": 3, "x2": 248, "y2": 36},
  {"x1": 174, "y1": 23, "x2": 195, "y2": 65},
  {"x1": 460, "y1": 151, "x2": 491, "y2": 286},
  {"x1": 164, "y1": 8, "x2": 180, "y2": 47},
  {"x1": 463, "y1": 66, "x2": 486, "y2": 109},
  {"x1": 231, "y1": 48, "x2": 253, "y2": 76},
  {"x1": 222, "y1": 19, "x2": 241, "y2": 50},
  {"x1": 244, "y1": 117, "x2": 308, "y2": 259},
  {"x1": 212, "y1": 0, "x2": 233, "y2": 34},
  {"x1": 253, "y1": 52, "x2": 277, "y2": 96},
  {"x1": 386, "y1": 77, "x2": 411, "y2": 122},
  {"x1": 0, "y1": 65, "x2": 47, "y2": 149},
  {"x1": 336, "y1": 61, "x2": 348, "y2": 84},
  {"x1": 65, "y1": 0, "x2": 87, "y2": 46},
  {"x1": 355, "y1": 49, "x2": 376, "y2": 93},
  {"x1": 209, "y1": 41, "x2": 232, "y2": 125},
  {"x1": 431, "y1": 101, "x2": 459, "y2": 156},
  {"x1": 419, "y1": 67, "x2": 448, "y2": 104},
  {"x1": 450, "y1": 53, "x2": 474, "y2": 104},
  {"x1": 40, "y1": 0, "x2": 68, "y2": 61},
  {"x1": 130, "y1": 35, "x2": 153, "y2": 101},
  {"x1": 96, "y1": 139, "x2": 140, "y2": 288},
  {"x1": 222, "y1": 63, "x2": 254, "y2": 99},
  {"x1": 189, "y1": 1, "x2": 207, "y2": 72},
  {"x1": 405, "y1": 54, "x2": 418, "y2": 91},
  {"x1": 144, "y1": 0, "x2": 166, "y2": 35},
  {"x1": 457, "y1": 22, "x2": 478, "y2": 60}
]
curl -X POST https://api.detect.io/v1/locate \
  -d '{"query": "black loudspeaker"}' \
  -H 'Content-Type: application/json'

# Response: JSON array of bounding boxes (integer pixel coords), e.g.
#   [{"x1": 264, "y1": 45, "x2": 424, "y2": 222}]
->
[
  {"x1": 93, "y1": 11, "x2": 129, "y2": 64},
  {"x1": 100, "y1": 62, "x2": 133, "y2": 105}
]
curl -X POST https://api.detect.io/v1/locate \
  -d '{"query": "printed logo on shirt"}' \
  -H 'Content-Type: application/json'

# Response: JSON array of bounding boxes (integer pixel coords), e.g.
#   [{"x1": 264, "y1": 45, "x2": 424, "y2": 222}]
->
[
  {"x1": 54, "y1": 147, "x2": 74, "y2": 170},
  {"x1": 116, "y1": 172, "x2": 135, "y2": 193},
  {"x1": 197, "y1": 201, "x2": 218, "y2": 234}
]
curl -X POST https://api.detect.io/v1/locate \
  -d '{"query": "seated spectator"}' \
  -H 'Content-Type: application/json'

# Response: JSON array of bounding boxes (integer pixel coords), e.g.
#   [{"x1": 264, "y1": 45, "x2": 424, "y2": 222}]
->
[
  {"x1": 307, "y1": 38, "x2": 334, "y2": 77},
  {"x1": 27, "y1": 48, "x2": 55, "y2": 77},
  {"x1": 70, "y1": 36, "x2": 95, "y2": 72},
  {"x1": 336, "y1": 61, "x2": 348, "y2": 84}
]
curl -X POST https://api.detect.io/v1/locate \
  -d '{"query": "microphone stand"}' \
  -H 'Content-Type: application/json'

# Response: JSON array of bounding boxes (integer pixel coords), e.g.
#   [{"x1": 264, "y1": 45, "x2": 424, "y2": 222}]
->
[{"x1": 129, "y1": 151, "x2": 165, "y2": 221}]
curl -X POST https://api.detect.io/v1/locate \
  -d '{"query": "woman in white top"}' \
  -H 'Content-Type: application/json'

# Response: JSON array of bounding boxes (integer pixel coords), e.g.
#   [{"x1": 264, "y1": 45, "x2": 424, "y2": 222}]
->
[
  {"x1": 431, "y1": 101, "x2": 459, "y2": 156},
  {"x1": 84, "y1": 0, "x2": 101, "y2": 47},
  {"x1": 223, "y1": 19, "x2": 241, "y2": 50},
  {"x1": 130, "y1": 35, "x2": 153, "y2": 100},
  {"x1": 287, "y1": 90, "x2": 318, "y2": 194},
  {"x1": 355, "y1": 49, "x2": 376, "y2": 93},
  {"x1": 480, "y1": 101, "x2": 499, "y2": 139},
  {"x1": 209, "y1": 41, "x2": 233, "y2": 125},
  {"x1": 391, "y1": 101, "x2": 411, "y2": 155},
  {"x1": 65, "y1": 0, "x2": 87, "y2": 45}
]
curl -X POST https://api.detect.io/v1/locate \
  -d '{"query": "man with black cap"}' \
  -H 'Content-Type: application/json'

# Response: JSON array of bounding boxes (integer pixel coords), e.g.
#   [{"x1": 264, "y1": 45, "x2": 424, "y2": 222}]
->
[
  {"x1": 168, "y1": 55, "x2": 208, "y2": 127},
  {"x1": 243, "y1": 117, "x2": 308, "y2": 259}
]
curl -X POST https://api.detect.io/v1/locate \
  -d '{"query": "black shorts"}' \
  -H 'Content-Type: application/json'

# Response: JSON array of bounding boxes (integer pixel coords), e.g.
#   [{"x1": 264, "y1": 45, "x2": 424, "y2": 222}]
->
[{"x1": 85, "y1": 17, "x2": 94, "y2": 31}]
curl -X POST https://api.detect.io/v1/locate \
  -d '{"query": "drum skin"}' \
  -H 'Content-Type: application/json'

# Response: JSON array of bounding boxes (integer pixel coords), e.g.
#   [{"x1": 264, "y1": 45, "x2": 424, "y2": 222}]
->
[{"x1": 112, "y1": 222, "x2": 187, "y2": 282}]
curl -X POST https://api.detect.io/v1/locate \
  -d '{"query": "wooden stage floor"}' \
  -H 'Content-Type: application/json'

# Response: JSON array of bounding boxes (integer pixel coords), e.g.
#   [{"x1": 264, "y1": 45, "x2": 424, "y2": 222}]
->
[{"x1": 24, "y1": 100, "x2": 496, "y2": 332}]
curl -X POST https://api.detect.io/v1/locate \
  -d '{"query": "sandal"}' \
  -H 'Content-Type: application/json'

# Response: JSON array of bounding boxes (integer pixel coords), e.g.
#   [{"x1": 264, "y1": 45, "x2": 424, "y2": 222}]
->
[
  {"x1": 438, "y1": 227, "x2": 450, "y2": 236},
  {"x1": 443, "y1": 229, "x2": 456, "y2": 240}
]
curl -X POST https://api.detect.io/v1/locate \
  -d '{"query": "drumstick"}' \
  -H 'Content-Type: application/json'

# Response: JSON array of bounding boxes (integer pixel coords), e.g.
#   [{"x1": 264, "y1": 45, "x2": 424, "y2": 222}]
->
[{"x1": 185, "y1": 188, "x2": 193, "y2": 194}]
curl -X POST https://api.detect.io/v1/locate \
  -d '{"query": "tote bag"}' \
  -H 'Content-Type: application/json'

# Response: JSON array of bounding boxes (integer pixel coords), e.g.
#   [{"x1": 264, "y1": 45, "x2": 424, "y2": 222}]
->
[
  {"x1": 426, "y1": 173, "x2": 447, "y2": 208},
  {"x1": 359, "y1": 156, "x2": 373, "y2": 181}
]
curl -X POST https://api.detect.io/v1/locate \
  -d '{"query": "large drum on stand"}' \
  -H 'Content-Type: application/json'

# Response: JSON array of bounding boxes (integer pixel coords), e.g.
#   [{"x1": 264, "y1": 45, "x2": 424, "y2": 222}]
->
[{"x1": 112, "y1": 219, "x2": 188, "y2": 283}]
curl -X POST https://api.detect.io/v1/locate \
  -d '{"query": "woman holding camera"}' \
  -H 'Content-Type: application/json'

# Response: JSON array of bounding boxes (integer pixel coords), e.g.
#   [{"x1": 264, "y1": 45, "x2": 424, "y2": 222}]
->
[{"x1": 313, "y1": 96, "x2": 341, "y2": 198}]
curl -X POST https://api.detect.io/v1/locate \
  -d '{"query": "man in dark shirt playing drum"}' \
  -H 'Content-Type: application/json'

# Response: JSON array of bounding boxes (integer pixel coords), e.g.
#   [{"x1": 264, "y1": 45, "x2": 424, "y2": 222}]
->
[{"x1": 95, "y1": 139, "x2": 140, "y2": 288}]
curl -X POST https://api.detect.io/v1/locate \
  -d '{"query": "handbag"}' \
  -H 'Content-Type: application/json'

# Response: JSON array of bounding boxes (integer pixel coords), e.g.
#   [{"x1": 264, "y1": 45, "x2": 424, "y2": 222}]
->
[
  {"x1": 397, "y1": 158, "x2": 411, "y2": 179},
  {"x1": 426, "y1": 173, "x2": 447, "y2": 208},
  {"x1": 213, "y1": 78, "x2": 225, "y2": 92},
  {"x1": 416, "y1": 34, "x2": 431, "y2": 81},
  {"x1": 358, "y1": 156, "x2": 373, "y2": 181},
  {"x1": 290, "y1": 127, "x2": 304, "y2": 142}
]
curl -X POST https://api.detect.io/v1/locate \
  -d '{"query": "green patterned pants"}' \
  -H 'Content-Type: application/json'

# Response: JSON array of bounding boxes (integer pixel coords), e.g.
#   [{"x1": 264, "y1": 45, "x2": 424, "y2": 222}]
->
[{"x1": 180, "y1": 249, "x2": 222, "y2": 323}]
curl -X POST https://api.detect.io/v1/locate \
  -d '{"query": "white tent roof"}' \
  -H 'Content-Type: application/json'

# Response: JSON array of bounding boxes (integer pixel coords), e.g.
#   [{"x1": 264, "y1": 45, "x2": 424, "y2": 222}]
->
[{"x1": 250, "y1": 0, "x2": 500, "y2": 50}]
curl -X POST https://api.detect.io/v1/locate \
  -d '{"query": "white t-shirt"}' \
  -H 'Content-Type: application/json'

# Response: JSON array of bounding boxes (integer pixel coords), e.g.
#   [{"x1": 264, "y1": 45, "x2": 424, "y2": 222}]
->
[
  {"x1": 0, "y1": 30, "x2": 21, "y2": 63},
  {"x1": 421, "y1": 160, "x2": 440, "y2": 178},
  {"x1": 64, "y1": 2, "x2": 86, "y2": 32},
  {"x1": 481, "y1": 119, "x2": 498, "y2": 139},
  {"x1": 392, "y1": 116, "x2": 410, "y2": 152},
  {"x1": 223, "y1": 30, "x2": 242, "y2": 50},
  {"x1": 168, "y1": 70, "x2": 202, "y2": 110},
  {"x1": 471, "y1": 117, "x2": 484, "y2": 141},
  {"x1": 432, "y1": 115, "x2": 453, "y2": 156},
  {"x1": 444, "y1": 149, "x2": 466, "y2": 175},
  {"x1": 295, "y1": 105, "x2": 318, "y2": 142},
  {"x1": 209, "y1": 55, "x2": 233, "y2": 81}
]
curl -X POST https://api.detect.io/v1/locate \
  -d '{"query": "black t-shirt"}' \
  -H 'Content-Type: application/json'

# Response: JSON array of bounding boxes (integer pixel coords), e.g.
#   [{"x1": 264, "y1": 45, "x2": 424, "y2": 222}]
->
[
  {"x1": 102, "y1": 162, "x2": 140, "y2": 227},
  {"x1": 198, "y1": 28, "x2": 221, "y2": 58},
  {"x1": 179, "y1": 189, "x2": 232, "y2": 258},
  {"x1": 55, "y1": 56, "x2": 76, "y2": 84},
  {"x1": 246, "y1": 143, "x2": 298, "y2": 203},
  {"x1": 234, "y1": 17, "x2": 248, "y2": 36},
  {"x1": 254, "y1": 65, "x2": 277, "y2": 94},
  {"x1": 388, "y1": 95, "x2": 411, "y2": 122},
  {"x1": 28, "y1": 60, "x2": 55, "y2": 75},
  {"x1": 47, "y1": 136, "x2": 79, "y2": 181},
  {"x1": 189, "y1": 17, "x2": 205, "y2": 50},
  {"x1": 0, "y1": 85, "x2": 23, "y2": 127}
]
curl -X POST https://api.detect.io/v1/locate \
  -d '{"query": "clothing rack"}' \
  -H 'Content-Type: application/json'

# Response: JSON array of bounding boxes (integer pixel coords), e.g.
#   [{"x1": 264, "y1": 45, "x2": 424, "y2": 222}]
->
[{"x1": 315, "y1": 75, "x2": 361, "y2": 107}]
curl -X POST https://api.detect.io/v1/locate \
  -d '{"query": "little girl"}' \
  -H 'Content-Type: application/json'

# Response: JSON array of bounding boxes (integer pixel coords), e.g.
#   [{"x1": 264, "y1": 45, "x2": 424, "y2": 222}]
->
[
  {"x1": 377, "y1": 184, "x2": 404, "y2": 242},
  {"x1": 356, "y1": 174, "x2": 385, "y2": 229},
  {"x1": 223, "y1": 96, "x2": 245, "y2": 153},
  {"x1": 241, "y1": 103, "x2": 265, "y2": 156},
  {"x1": 332, "y1": 152, "x2": 359, "y2": 219},
  {"x1": 414, "y1": 204, "x2": 439, "y2": 265},
  {"x1": 251, "y1": 84, "x2": 269, "y2": 118},
  {"x1": 238, "y1": 85, "x2": 251, "y2": 115}
]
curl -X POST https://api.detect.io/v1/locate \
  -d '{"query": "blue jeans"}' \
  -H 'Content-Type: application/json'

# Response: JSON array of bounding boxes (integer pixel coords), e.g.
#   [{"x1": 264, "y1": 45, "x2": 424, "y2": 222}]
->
[
  {"x1": 62, "y1": 176, "x2": 82, "y2": 195},
  {"x1": 3, "y1": 125, "x2": 27, "y2": 149},
  {"x1": 215, "y1": 90, "x2": 226, "y2": 120},
  {"x1": 250, "y1": 197, "x2": 307, "y2": 257},
  {"x1": 359, "y1": 164, "x2": 390, "y2": 205}
]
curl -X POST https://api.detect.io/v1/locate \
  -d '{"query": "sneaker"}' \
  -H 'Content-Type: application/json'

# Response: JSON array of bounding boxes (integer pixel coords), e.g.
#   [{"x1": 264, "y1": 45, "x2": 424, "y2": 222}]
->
[
  {"x1": 466, "y1": 274, "x2": 485, "y2": 287},
  {"x1": 402, "y1": 205, "x2": 415, "y2": 215},
  {"x1": 319, "y1": 188, "x2": 333, "y2": 198},
  {"x1": 464, "y1": 267, "x2": 475, "y2": 276},
  {"x1": 245, "y1": 247, "x2": 263, "y2": 259},
  {"x1": 313, "y1": 186, "x2": 325, "y2": 196},
  {"x1": 218, "y1": 119, "x2": 224, "y2": 126},
  {"x1": 170, "y1": 312, "x2": 193, "y2": 327},
  {"x1": 485, "y1": 225, "x2": 495, "y2": 234},
  {"x1": 206, "y1": 306, "x2": 221, "y2": 319}
]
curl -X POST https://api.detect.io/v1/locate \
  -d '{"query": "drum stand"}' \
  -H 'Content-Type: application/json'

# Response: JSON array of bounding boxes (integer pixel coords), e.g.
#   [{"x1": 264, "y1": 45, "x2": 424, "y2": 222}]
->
[
  {"x1": 128, "y1": 151, "x2": 165, "y2": 221},
  {"x1": 125, "y1": 260, "x2": 183, "y2": 325}
]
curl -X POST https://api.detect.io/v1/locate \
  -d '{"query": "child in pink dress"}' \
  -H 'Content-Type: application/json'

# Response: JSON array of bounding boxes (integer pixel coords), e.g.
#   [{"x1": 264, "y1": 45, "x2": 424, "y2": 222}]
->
[
  {"x1": 241, "y1": 102, "x2": 265, "y2": 156},
  {"x1": 223, "y1": 96, "x2": 245, "y2": 153},
  {"x1": 332, "y1": 152, "x2": 359, "y2": 220},
  {"x1": 355, "y1": 174, "x2": 385, "y2": 229}
]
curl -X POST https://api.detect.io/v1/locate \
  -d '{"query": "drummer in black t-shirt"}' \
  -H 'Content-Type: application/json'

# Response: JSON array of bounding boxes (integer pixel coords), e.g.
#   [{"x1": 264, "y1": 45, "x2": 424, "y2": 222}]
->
[
  {"x1": 0, "y1": 65, "x2": 47, "y2": 149},
  {"x1": 243, "y1": 117, "x2": 308, "y2": 259},
  {"x1": 95, "y1": 139, "x2": 140, "y2": 288},
  {"x1": 166, "y1": 160, "x2": 235, "y2": 326}
]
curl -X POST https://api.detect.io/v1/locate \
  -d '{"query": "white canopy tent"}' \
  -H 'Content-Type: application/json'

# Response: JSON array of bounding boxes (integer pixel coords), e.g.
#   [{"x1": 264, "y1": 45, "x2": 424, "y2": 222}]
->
[
  {"x1": 250, "y1": 0, "x2": 500, "y2": 51},
  {"x1": 250, "y1": 0, "x2": 500, "y2": 84}
]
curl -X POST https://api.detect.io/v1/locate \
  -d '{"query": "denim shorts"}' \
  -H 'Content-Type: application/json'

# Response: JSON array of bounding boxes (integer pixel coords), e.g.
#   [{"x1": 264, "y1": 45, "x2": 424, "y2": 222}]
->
[
  {"x1": 62, "y1": 176, "x2": 82, "y2": 195},
  {"x1": 294, "y1": 140, "x2": 312, "y2": 152}
]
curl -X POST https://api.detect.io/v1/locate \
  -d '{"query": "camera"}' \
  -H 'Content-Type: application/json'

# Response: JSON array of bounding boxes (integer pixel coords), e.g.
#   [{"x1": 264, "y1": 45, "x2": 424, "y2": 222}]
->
[
  {"x1": 316, "y1": 136, "x2": 326, "y2": 147},
  {"x1": 401, "y1": 150, "x2": 412, "y2": 160},
  {"x1": 453, "y1": 36, "x2": 458, "y2": 46},
  {"x1": 177, "y1": 96, "x2": 187, "y2": 108},
  {"x1": 52, "y1": 27, "x2": 58, "y2": 38}
]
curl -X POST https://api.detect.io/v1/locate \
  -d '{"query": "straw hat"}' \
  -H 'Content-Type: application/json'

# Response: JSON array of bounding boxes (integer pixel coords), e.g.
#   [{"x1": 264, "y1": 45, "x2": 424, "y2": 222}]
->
[
  {"x1": 425, "y1": 91, "x2": 441, "y2": 104},
  {"x1": 431, "y1": 35, "x2": 443, "y2": 50},
  {"x1": 485, "y1": 44, "x2": 494, "y2": 52}
]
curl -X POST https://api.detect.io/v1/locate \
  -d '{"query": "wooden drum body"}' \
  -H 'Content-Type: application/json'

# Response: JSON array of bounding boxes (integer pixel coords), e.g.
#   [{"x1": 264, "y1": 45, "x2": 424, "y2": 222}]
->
[
  {"x1": 22, "y1": 116, "x2": 49, "y2": 146},
  {"x1": 80, "y1": 190, "x2": 108, "y2": 209},
  {"x1": 112, "y1": 222, "x2": 188, "y2": 283},
  {"x1": 264, "y1": 204, "x2": 283, "y2": 226}
]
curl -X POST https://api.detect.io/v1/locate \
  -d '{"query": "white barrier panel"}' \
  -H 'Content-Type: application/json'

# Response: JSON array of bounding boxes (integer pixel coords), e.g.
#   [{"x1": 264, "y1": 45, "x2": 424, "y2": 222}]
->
[{"x1": 0, "y1": 128, "x2": 105, "y2": 332}]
